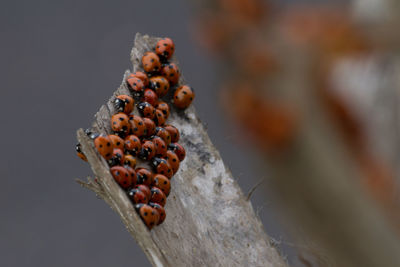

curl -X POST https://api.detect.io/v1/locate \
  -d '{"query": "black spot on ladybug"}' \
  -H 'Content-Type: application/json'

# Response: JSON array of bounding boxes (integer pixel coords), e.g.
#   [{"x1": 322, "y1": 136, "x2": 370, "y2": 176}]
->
[
  {"x1": 173, "y1": 159, "x2": 177, "y2": 162},
  {"x1": 144, "y1": 212, "x2": 148, "y2": 216},
  {"x1": 119, "y1": 117, "x2": 124, "y2": 121},
  {"x1": 107, "y1": 142, "x2": 111, "y2": 146},
  {"x1": 116, "y1": 142, "x2": 120, "y2": 146}
]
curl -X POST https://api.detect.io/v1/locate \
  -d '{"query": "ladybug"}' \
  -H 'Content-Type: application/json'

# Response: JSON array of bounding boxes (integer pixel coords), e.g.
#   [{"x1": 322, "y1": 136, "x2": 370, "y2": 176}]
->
[
  {"x1": 128, "y1": 188, "x2": 148, "y2": 204},
  {"x1": 110, "y1": 166, "x2": 133, "y2": 189},
  {"x1": 76, "y1": 143, "x2": 87, "y2": 162},
  {"x1": 143, "y1": 89, "x2": 158, "y2": 106},
  {"x1": 137, "y1": 102, "x2": 156, "y2": 119},
  {"x1": 155, "y1": 38, "x2": 175, "y2": 60},
  {"x1": 111, "y1": 113, "x2": 131, "y2": 137},
  {"x1": 125, "y1": 165, "x2": 137, "y2": 187},
  {"x1": 130, "y1": 71, "x2": 149, "y2": 87},
  {"x1": 150, "y1": 157, "x2": 173, "y2": 178},
  {"x1": 156, "y1": 101, "x2": 170, "y2": 119},
  {"x1": 149, "y1": 202, "x2": 166, "y2": 225},
  {"x1": 166, "y1": 150, "x2": 180, "y2": 174},
  {"x1": 129, "y1": 115, "x2": 146, "y2": 137},
  {"x1": 143, "y1": 118, "x2": 156, "y2": 137},
  {"x1": 161, "y1": 63, "x2": 180, "y2": 85},
  {"x1": 108, "y1": 148, "x2": 125, "y2": 166},
  {"x1": 154, "y1": 109, "x2": 166, "y2": 126},
  {"x1": 152, "y1": 136, "x2": 167, "y2": 158},
  {"x1": 108, "y1": 134, "x2": 125, "y2": 150},
  {"x1": 150, "y1": 186, "x2": 167, "y2": 207},
  {"x1": 136, "y1": 168, "x2": 154, "y2": 186},
  {"x1": 136, "y1": 184, "x2": 151, "y2": 200},
  {"x1": 114, "y1": 95, "x2": 134, "y2": 114},
  {"x1": 124, "y1": 154, "x2": 137, "y2": 168},
  {"x1": 173, "y1": 85, "x2": 195, "y2": 109},
  {"x1": 149, "y1": 76, "x2": 170, "y2": 97},
  {"x1": 155, "y1": 127, "x2": 171, "y2": 145},
  {"x1": 124, "y1": 135, "x2": 141, "y2": 156},
  {"x1": 135, "y1": 203, "x2": 160, "y2": 230},
  {"x1": 138, "y1": 140, "x2": 156, "y2": 161},
  {"x1": 152, "y1": 174, "x2": 171, "y2": 196},
  {"x1": 168, "y1": 143, "x2": 186, "y2": 161},
  {"x1": 142, "y1": 52, "x2": 161, "y2": 74},
  {"x1": 126, "y1": 76, "x2": 145, "y2": 94},
  {"x1": 164, "y1": 125, "x2": 180, "y2": 142},
  {"x1": 94, "y1": 135, "x2": 113, "y2": 160}
]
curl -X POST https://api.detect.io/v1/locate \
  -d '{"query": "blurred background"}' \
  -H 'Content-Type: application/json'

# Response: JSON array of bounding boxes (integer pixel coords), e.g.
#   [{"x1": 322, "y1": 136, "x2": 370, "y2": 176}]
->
[{"x1": 1, "y1": 0, "x2": 400, "y2": 266}]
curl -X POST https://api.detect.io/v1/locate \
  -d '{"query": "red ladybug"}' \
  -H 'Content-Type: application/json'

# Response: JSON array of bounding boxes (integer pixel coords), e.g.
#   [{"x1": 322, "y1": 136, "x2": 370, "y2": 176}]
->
[
  {"x1": 168, "y1": 143, "x2": 186, "y2": 161},
  {"x1": 166, "y1": 150, "x2": 180, "y2": 174},
  {"x1": 139, "y1": 140, "x2": 156, "y2": 161},
  {"x1": 136, "y1": 184, "x2": 151, "y2": 200},
  {"x1": 143, "y1": 89, "x2": 158, "y2": 106},
  {"x1": 137, "y1": 102, "x2": 156, "y2": 119},
  {"x1": 136, "y1": 168, "x2": 154, "y2": 186},
  {"x1": 124, "y1": 135, "x2": 141, "y2": 156},
  {"x1": 152, "y1": 174, "x2": 171, "y2": 196},
  {"x1": 155, "y1": 127, "x2": 171, "y2": 145},
  {"x1": 152, "y1": 136, "x2": 168, "y2": 157},
  {"x1": 129, "y1": 115, "x2": 146, "y2": 137},
  {"x1": 130, "y1": 71, "x2": 149, "y2": 87},
  {"x1": 110, "y1": 166, "x2": 133, "y2": 189},
  {"x1": 135, "y1": 203, "x2": 160, "y2": 230},
  {"x1": 125, "y1": 165, "x2": 137, "y2": 187},
  {"x1": 149, "y1": 202, "x2": 166, "y2": 225},
  {"x1": 76, "y1": 143, "x2": 87, "y2": 162},
  {"x1": 94, "y1": 135, "x2": 113, "y2": 160},
  {"x1": 143, "y1": 118, "x2": 156, "y2": 137},
  {"x1": 149, "y1": 76, "x2": 170, "y2": 97},
  {"x1": 173, "y1": 85, "x2": 195, "y2": 109},
  {"x1": 124, "y1": 154, "x2": 137, "y2": 168},
  {"x1": 161, "y1": 63, "x2": 180, "y2": 85},
  {"x1": 108, "y1": 148, "x2": 125, "y2": 166},
  {"x1": 150, "y1": 187, "x2": 167, "y2": 206},
  {"x1": 155, "y1": 38, "x2": 175, "y2": 60},
  {"x1": 151, "y1": 157, "x2": 173, "y2": 178},
  {"x1": 164, "y1": 125, "x2": 179, "y2": 142},
  {"x1": 126, "y1": 76, "x2": 145, "y2": 93},
  {"x1": 142, "y1": 52, "x2": 161, "y2": 73},
  {"x1": 111, "y1": 113, "x2": 131, "y2": 136},
  {"x1": 108, "y1": 134, "x2": 125, "y2": 150},
  {"x1": 128, "y1": 188, "x2": 148, "y2": 204},
  {"x1": 156, "y1": 101, "x2": 170, "y2": 119},
  {"x1": 114, "y1": 95, "x2": 134, "y2": 114},
  {"x1": 154, "y1": 109, "x2": 166, "y2": 126}
]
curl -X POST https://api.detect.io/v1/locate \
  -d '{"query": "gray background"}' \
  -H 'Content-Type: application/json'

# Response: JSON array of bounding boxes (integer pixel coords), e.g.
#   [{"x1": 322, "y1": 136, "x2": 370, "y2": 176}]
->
[{"x1": 0, "y1": 0, "x2": 309, "y2": 266}]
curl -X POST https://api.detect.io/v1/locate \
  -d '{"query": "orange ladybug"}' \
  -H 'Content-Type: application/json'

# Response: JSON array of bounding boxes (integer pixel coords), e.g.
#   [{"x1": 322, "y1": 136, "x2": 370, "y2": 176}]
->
[
  {"x1": 168, "y1": 142, "x2": 186, "y2": 161},
  {"x1": 128, "y1": 188, "x2": 148, "y2": 204},
  {"x1": 164, "y1": 125, "x2": 179, "y2": 142},
  {"x1": 124, "y1": 135, "x2": 141, "y2": 156},
  {"x1": 76, "y1": 143, "x2": 87, "y2": 162},
  {"x1": 130, "y1": 71, "x2": 149, "y2": 87},
  {"x1": 126, "y1": 76, "x2": 145, "y2": 93},
  {"x1": 139, "y1": 140, "x2": 156, "y2": 161},
  {"x1": 129, "y1": 115, "x2": 146, "y2": 137},
  {"x1": 137, "y1": 102, "x2": 156, "y2": 119},
  {"x1": 135, "y1": 203, "x2": 160, "y2": 229},
  {"x1": 111, "y1": 113, "x2": 131, "y2": 136},
  {"x1": 150, "y1": 186, "x2": 167, "y2": 206},
  {"x1": 136, "y1": 168, "x2": 154, "y2": 186},
  {"x1": 114, "y1": 95, "x2": 134, "y2": 114},
  {"x1": 124, "y1": 154, "x2": 137, "y2": 168},
  {"x1": 152, "y1": 136, "x2": 167, "y2": 158},
  {"x1": 109, "y1": 148, "x2": 125, "y2": 166},
  {"x1": 156, "y1": 101, "x2": 170, "y2": 119},
  {"x1": 94, "y1": 135, "x2": 114, "y2": 160},
  {"x1": 149, "y1": 76, "x2": 170, "y2": 97},
  {"x1": 155, "y1": 38, "x2": 175, "y2": 60},
  {"x1": 110, "y1": 166, "x2": 133, "y2": 189},
  {"x1": 142, "y1": 52, "x2": 161, "y2": 73},
  {"x1": 155, "y1": 127, "x2": 171, "y2": 145},
  {"x1": 161, "y1": 63, "x2": 180, "y2": 85},
  {"x1": 151, "y1": 157, "x2": 173, "y2": 178},
  {"x1": 154, "y1": 109, "x2": 166, "y2": 126},
  {"x1": 149, "y1": 202, "x2": 166, "y2": 225},
  {"x1": 166, "y1": 150, "x2": 180, "y2": 174},
  {"x1": 152, "y1": 174, "x2": 171, "y2": 196},
  {"x1": 143, "y1": 118, "x2": 156, "y2": 137},
  {"x1": 108, "y1": 134, "x2": 125, "y2": 150},
  {"x1": 136, "y1": 184, "x2": 151, "y2": 199},
  {"x1": 143, "y1": 88, "x2": 158, "y2": 106},
  {"x1": 173, "y1": 85, "x2": 194, "y2": 109}
]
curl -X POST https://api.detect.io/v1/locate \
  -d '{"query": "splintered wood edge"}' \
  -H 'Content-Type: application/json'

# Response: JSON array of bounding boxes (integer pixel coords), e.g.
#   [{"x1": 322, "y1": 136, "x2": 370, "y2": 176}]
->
[{"x1": 76, "y1": 33, "x2": 286, "y2": 267}]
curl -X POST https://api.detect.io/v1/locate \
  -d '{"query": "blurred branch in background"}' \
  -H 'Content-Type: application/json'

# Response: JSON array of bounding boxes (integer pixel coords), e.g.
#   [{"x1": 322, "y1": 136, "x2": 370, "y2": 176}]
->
[{"x1": 191, "y1": 0, "x2": 400, "y2": 266}]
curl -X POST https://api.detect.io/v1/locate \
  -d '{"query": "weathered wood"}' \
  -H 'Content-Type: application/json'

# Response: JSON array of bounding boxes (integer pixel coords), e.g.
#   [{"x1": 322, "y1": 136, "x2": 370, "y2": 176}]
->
[{"x1": 77, "y1": 33, "x2": 287, "y2": 267}]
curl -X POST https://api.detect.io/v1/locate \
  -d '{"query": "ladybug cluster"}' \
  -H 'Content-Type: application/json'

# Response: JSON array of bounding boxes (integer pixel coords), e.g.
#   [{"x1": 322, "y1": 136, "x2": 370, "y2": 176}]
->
[{"x1": 76, "y1": 38, "x2": 194, "y2": 230}]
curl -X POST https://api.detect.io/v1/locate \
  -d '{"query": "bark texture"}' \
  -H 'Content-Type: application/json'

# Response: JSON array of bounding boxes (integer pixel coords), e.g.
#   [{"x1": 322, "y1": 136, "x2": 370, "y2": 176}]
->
[{"x1": 76, "y1": 33, "x2": 287, "y2": 267}]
